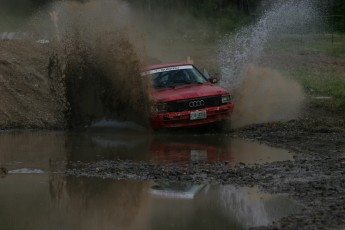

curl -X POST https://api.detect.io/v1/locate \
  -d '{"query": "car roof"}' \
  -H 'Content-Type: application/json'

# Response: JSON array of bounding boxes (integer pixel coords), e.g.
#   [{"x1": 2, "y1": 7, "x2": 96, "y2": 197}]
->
[{"x1": 145, "y1": 62, "x2": 193, "y2": 71}]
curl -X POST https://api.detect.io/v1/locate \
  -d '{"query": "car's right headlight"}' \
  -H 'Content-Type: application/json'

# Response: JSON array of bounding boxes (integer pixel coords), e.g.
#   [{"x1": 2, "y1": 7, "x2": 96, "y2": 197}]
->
[{"x1": 221, "y1": 94, "x2": 231, "y2": 104}]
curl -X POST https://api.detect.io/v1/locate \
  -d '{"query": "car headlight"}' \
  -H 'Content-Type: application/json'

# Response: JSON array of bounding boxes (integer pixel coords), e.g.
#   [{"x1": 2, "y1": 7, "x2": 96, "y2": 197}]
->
[
  {"x1": 151, "y1": 102, "x2": 167, "y2": 113},
  {"x1": 221, "y1": 94, "x2": 231, "y2": 104}
]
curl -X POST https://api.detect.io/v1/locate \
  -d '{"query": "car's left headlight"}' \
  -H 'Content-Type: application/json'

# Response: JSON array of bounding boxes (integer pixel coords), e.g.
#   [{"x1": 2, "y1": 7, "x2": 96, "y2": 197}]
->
[
  {"x1": 151, "y1": 102, "x2": 167, "y2": 113},
  {"x1": 221, "y1": 94, "x2": 231, "y2": 104}
]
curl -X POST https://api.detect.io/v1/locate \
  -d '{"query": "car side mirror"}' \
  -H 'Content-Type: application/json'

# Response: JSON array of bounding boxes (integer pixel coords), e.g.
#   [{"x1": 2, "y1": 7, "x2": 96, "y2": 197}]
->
[{"x1": 209, "y1": 77, "x2": 218, "y2": 84}]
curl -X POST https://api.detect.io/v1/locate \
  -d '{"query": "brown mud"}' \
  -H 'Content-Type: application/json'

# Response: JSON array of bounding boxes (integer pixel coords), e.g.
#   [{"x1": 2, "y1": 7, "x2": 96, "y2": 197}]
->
[
  {"x1": 230, "y1": 66, "x2": 305, "y2": 128},
  {"x1": 0, "y1": 40, "x2": 64, "y2": 129}
]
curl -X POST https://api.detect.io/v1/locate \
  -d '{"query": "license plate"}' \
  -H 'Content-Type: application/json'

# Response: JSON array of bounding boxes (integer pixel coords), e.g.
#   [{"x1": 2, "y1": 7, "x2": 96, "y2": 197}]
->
[
  {"x1": 191, "y1": 149, "x2": 207, "y2": 162},
  {"x1": 190, "y1": 110, "x2": 207, "y2": 120}
]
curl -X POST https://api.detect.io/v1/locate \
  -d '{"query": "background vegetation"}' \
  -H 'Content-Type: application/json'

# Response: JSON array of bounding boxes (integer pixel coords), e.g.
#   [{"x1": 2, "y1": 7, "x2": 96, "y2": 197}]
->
[{"x1": 1, "y1": 0, "x2": 345, "y2": 32}]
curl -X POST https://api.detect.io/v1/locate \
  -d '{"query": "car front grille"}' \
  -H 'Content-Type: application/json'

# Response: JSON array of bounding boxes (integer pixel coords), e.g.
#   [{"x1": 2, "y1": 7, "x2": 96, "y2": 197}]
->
[{"x1": 166, "y1": 95, "x2": 222, "y2": 112}]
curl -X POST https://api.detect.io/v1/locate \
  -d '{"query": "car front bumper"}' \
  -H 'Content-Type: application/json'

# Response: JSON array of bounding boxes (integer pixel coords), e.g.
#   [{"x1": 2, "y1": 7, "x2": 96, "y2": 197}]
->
[{"x1": 149, "y1": 103, "x2": 234, "y2": 129}]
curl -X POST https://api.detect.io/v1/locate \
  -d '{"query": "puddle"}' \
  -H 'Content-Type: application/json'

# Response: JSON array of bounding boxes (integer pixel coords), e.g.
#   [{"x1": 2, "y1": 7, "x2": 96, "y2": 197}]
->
[
  {"x1": 0, "y1": 131, "x2": 298, "y2": 229},
  {"x1": 0, "y1": 131, "x2": 294, "y2": 171},
  {"x1": 149, "y1": 135, "x2": 294, "y2": 165},
  {"x1": 0, "y1": 175, "x2": 299, "y2": 230}
]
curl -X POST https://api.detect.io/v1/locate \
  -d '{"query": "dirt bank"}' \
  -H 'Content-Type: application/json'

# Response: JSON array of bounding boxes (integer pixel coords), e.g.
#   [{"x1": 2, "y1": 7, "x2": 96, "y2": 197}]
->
[{"x1": 0, "y1": 40, "x2": 64, "y2": 129}]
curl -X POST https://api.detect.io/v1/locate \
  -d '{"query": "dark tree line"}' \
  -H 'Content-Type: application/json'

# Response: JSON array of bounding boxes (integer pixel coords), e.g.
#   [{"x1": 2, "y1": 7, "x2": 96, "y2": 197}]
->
[
  {"x1": 328, "y1": 0, "x2": 345, "y2": 31},
  {"x1": 2, "y1": 0, "x2": 345, "y2": 31},
  {"x1": 128, "y1": 0, "x2": 345, "y2": 31},
  {"x1": 126, "y1": 0, "x2": 262, "y2": 31},
  {"x1": 128, "y1": 0, "x2": 259, "y2": 16},
  {"x1": 4, "y1": 0, "x2": 345, "y2": 15}
]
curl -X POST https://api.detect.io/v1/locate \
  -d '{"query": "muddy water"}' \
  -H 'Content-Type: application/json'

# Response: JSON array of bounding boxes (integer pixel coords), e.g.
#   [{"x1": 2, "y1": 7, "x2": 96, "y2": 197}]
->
[
  {"x1": 0, "y1": 130, "x2": 297, "y2": 229},
  {"x1": 0, "y1": 130, "x2": 294, "y2": 171}
]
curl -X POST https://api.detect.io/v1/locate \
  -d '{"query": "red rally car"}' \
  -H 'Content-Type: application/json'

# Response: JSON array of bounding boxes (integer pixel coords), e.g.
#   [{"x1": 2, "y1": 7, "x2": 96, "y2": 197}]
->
[{"x1": 141, "y1": 62, "x2": 234, "y2": 129}]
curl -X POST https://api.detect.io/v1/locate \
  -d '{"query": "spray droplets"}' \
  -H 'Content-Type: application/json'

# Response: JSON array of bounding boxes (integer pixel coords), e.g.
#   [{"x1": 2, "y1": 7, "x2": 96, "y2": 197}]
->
[
  {"x1": 218, "y1": 0, "x2": 319, "y2": 89},
  {"x1": 46, "y1": 0, "x2": 148, "y2": 127}
]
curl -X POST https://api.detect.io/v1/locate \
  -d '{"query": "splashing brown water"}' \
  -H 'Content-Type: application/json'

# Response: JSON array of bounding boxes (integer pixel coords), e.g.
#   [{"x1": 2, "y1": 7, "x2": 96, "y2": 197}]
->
[
  {"x1": 46, "y1": 0, "x2": 149, "y2": 128},
  {"x1": 231, "y1": 66, "x2": 305, "y2": 128}
]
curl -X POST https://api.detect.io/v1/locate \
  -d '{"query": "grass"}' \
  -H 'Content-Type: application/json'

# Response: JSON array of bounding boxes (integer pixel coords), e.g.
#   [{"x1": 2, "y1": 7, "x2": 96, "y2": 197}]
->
[
  {"x1": 289, "y1": 68, "x2": 345, "y2": 110},
  {"x1": 266, "y1": 33, "x2": 345, "y2": 58},
  {"x1": 266, "y1": 33, "x2": 345, "y2": 110},
  {"x1": 301, "y1": 34, "x2": 345, "y2": 58}
]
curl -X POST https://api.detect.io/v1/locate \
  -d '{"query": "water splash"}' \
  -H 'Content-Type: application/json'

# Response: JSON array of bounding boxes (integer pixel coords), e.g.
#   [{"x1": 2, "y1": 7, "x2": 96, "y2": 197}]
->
[
  {"x1": 219, "y1": 0, "x2": 319, "y2": 89},
  {"x1": 44, "y1": 0, "x2": 149, "y2": 128}
]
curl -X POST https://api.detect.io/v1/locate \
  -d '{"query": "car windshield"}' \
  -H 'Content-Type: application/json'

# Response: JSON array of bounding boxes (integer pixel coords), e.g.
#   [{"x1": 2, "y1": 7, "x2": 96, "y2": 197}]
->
[{"x1": 143, "y1": 65, "x2": 208, "y2": 89}]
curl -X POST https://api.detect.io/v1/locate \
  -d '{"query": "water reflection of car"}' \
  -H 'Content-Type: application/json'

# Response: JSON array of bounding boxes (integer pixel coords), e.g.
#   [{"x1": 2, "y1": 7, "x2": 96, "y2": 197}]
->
[
  {"x1": 150, "y1": 138, "x2": 234, "y2": 165},
  {"x1": 151, "y1": 182, "x2": 205, "y2": 199},
  {"x1": 141, "y1": 63, "x2": 234, "y2": 129}
]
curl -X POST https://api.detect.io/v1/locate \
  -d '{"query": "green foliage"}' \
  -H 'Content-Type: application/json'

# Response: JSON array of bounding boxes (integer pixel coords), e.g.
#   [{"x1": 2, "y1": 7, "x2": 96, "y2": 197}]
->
[
  {"x1": 129, "y1": 0, "x2": 259, "y2": 32},
  {"x1": 332, "y1": 0, "x2": 345, "y2": 32},
  {"x1": 265, "y1": 34, "x2": 345, "y2": 58},
  {"x1": 2, "y1": 0, "x2": 345, "y2": 33},
  {"x1": 265, "y1": 33, "x2": 345, "y2": 110},
  {"x1": 289, "y1": 68, "x2": 345, "y2": 110}
]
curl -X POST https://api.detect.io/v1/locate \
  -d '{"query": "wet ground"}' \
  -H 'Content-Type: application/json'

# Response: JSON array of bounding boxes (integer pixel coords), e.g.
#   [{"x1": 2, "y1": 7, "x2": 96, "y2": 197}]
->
[
  {"x1": 1, "y1": 107, "x2": 345, "y2": 230},
  {"x1": 0, "y1": 175, "x2": 298, "y2": 230},
  {"x1": 0, "y1": 129, "x2": 298, "y2": 230}
]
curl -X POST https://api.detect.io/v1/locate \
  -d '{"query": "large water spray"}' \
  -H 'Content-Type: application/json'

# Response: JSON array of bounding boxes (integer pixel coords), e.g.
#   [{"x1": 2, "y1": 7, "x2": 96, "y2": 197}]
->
[
  {"x1": 219, "y1": 0, "x2": 321, "y2": 127},
  {"x1": 219, "y1": 0, "x2": 319, "y2": 89}
]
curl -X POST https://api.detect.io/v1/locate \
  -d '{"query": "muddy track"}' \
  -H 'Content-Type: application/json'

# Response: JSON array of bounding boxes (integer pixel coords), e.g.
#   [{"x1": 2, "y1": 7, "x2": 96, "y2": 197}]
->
[
  {"x1": 67, "y1": 107, "x2": 345, "y2": 229},
  {"x1": 235, "y1": 108, "x2": 345, "y2": 229}
]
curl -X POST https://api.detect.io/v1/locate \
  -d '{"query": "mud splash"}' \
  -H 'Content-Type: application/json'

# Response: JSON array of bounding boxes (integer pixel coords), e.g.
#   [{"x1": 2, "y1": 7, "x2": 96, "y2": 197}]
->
[
  {"x1": 231, "y1": 66, "x2": 305, "y2": 128},
  {"x1": 46, "y1": 0, "x2": 149, "y2": 128}
]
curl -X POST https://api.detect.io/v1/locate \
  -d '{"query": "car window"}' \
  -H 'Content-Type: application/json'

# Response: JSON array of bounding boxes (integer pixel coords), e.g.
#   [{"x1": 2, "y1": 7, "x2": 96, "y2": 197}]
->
[{"x1": 150, "y1": 66, "x2": 208, "y2": 89}]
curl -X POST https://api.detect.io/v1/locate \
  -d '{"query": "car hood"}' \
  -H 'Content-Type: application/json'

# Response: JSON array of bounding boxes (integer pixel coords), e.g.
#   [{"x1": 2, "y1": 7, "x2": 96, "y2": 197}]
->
[{"x1": 150, "y1": 83, "x2": 229, "y2": 102}]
